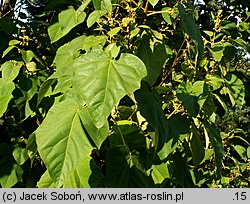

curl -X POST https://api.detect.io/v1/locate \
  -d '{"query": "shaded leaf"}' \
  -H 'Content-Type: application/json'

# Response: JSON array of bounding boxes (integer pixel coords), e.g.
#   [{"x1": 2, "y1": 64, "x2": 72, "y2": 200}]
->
[
  {"x1": 203, "y1": 121, "x2": 224, "y2": 174},
  {"x1": 177, "y1": 81, "x2": 209, "y2": 117},
  {"x1": 104, "y1": 145, "x2": 153, "y2": 187},
  {"x1": 135, "y1": 81, "x2": 169, "y2": 151},
  {"x1": 224, "y1": 74, "x2": 245, "y2": 107},
  {"x1": 169, "y1": 152, "x2": 194, "y2": 187},
  {"x1": 190, "y1": 124, "x2": 205, "y2": 167},
  {"x1": 137, "y1": 34, "x2": 170, "y2": 85},
  {"x1": 26, "y1": 132, "x2": 37, "y2": 166},
  {"x1": 223, "y1": 42, "x2": 237, "y2": 61},
  {"x1": 63, "y1": 156, "x2": 103, "y2": 187},
  {"x1": 104, "y1": 146, "x2": 130, "y2": 187},
  {"x1": 110, "y1": 120, "x2": 146, "y2": 150},
  {"x1": 0, "y1": 160, "x2": 23, "y2": 188},
  {"x1": 178, "y1": 3, "x2": 204, "y2": 68}
]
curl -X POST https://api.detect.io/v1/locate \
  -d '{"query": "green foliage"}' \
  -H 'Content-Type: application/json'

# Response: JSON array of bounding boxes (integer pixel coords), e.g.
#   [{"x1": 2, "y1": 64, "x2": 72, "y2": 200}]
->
[{"x1": 0, "y1": 0, "x2": 249, "y2": 188}]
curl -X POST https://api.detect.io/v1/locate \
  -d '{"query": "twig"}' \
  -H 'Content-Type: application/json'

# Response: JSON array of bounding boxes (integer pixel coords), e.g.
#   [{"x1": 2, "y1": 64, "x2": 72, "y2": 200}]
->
[
  {"x1": 160, "y1": 38, "x2": 186, "y2": 86},
  {"x1": 167, "y1": 104, "x2": 182, "y2": 119}
]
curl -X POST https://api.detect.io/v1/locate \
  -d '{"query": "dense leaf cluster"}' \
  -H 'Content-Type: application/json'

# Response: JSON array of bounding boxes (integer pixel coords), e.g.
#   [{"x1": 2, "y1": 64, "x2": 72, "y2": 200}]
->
[{"x1": 0, "y1": 0, "x2": 249, "y2": 187}]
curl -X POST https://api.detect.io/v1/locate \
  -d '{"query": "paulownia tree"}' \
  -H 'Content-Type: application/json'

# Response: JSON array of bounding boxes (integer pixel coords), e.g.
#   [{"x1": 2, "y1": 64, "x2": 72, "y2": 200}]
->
[{"x1": 0, "y1": 0, "x2": 249, "y2": 187}]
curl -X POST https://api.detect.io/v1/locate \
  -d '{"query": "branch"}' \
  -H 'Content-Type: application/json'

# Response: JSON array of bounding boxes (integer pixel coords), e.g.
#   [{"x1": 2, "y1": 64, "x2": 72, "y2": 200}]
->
[{"x1": 0, "y1": 0, "x2": 18, "y2": 17}]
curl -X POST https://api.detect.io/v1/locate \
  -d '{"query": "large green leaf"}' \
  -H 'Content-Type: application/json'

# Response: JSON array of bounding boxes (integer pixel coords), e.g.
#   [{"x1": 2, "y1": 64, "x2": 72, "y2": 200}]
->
[
  {"x1": 63, "y1": 156, "x2": 103, "y2": 187},
  {"x1": 178, "y1": 3, "x2": 204, "y2": 68},
  {"x1": 54, "y1": 35, "x2": 86, "y2": 69},
  {"x1": 48, "y1": 5, "x2": 88, "y2": 43},
  {"x1": 36, "y1": 98, "x2": 94, "y2": 186},
  {"x1": 79, "y1": 105, "x2": 109, "y2": 149},
  {"x1": 72, "y1": 50, "x2": 147, "y2": 127},
  {"x1": 38, "y1": 35, "x2": 107, "y2": 103}
]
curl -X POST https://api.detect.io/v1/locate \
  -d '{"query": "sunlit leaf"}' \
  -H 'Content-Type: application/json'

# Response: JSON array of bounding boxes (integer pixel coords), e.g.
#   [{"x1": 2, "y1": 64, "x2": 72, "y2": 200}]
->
[
  {"x1": 48, "y1": 6, "x2": 87, "y2": 43},
  {"x1": 87, "y1": 10, "x2": 106, "y2": 28},
  {"x1": 0, "y1": 61, "x2": 21, "y2": 117},
  {"x1": 36, "y1": 99, "x2": 94, "y2": 186},
  {"x1": 208, "y1": 45, "x2": 224, "y2": 62},
  {"x1": 37, "y1": 171, "x2": 56, "y2": 188},
  {"x1": 13, "y1": 147, "x2": 29, "y2": 165},
  {"x1": 162, "y1": 7, "x2": 172, "y2": 25},
  {"x1": 150, "y1": 162, "x2": 170, "y2": 184},
  {"x1": 233, "y1": 145, "x2": 247, "y2": 161},
  {"x1": 72, "y1": 50, "x2": 147, "y2": 127},
  {"x1": 148, "y1": 0, "x2": 159, "y2": 7}
]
